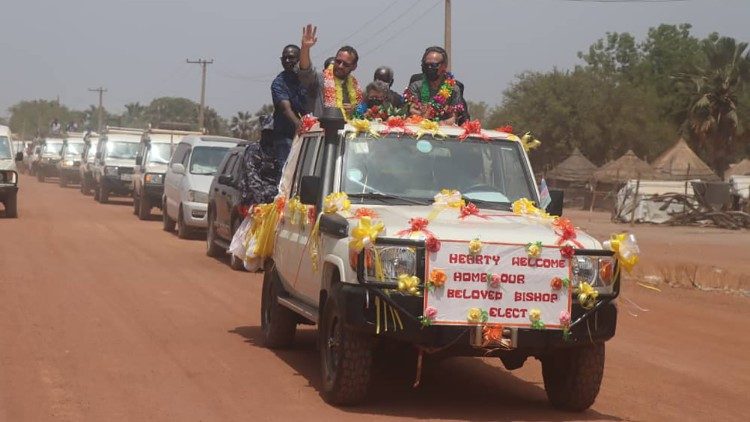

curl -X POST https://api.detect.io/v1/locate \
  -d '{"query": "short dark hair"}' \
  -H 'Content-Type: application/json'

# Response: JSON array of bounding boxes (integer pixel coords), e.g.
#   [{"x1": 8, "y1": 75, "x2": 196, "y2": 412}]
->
[
  {"x1": 282, "y1": 44, "x2": 300, "y2": 53},
  {"x1": 337, "y1": 45, "x2": 359, "y2": 64},
  {"x1": 365, "y1": 80, "x2": 389, "y2": 96},
  {"x1": 421, "y1": 46, "x2": 447, "y2": 64},
  {"x1": 323, "y1": 56, "x2": 335, "y2": 69}
]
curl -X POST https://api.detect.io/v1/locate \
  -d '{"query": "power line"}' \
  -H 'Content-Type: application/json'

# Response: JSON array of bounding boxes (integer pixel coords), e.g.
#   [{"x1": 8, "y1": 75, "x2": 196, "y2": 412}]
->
[
  {"x1": 315, "y1": 0, "x2": 401, "y2": 55},
  {"x1": 186, "y1": 58, "x2": 214, "y2": 130},
  {"x1": 363, "y1": 0, "x2": 442, "y2": 56},
  {"x1": 356, "y1": 0, "x2": 426, "y2": 50}
]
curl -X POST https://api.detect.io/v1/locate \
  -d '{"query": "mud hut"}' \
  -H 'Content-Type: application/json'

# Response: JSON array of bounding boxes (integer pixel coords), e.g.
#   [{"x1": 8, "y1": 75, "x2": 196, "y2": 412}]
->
[
  {"x1": 652, "y1": 139, "x2": 719, "y2": 181},
  {"x1": 546, "y1": 148, "x2": 598, "y2": 208},
  {"x1": 589, "y1": 150, "x2": 656, "y2": 211},
  {"x1": 726, "y1": 158, "x2": 750, "y2": 180}
]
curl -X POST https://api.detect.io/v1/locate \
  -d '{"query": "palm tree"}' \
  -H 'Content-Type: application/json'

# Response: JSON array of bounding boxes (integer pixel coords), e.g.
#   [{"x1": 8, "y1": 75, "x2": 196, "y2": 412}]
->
[
  {"x1": 123, "y1": 102, "x2": 146, "y2": 126},
  {"x1": 230, "y1": 111, "x2": 257, "y2": 140},
  {"x1": 680, "y1": 36, "x2": 750, "y2": 178}
]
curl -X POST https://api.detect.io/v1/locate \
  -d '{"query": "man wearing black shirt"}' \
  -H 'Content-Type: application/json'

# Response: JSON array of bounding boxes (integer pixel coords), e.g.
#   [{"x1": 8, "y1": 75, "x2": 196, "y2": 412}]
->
[{"x1": 271, "y1": 44, "x2": 307, "y2": 166}]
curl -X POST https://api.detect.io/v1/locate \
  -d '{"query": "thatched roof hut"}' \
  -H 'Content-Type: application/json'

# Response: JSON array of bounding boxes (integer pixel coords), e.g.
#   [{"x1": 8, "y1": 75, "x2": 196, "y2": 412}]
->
[
  {"x1": 547, "y1": 148, "x2": 598, "y2": 182},
  {"x1": 652, "y1": 139, "x2": 719, "y2": 181},
  {"x1": 726, "y1": 158, "x2": 750, "y2": 180},
  {"x1": 593, "y1": 150, "x2": 656, "y2": 183}
]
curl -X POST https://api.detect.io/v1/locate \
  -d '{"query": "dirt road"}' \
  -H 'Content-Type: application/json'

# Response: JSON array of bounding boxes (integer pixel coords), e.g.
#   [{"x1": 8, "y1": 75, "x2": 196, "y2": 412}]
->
[{"x1": 1, "y1": 175, "x2": 748, "y2": 421}]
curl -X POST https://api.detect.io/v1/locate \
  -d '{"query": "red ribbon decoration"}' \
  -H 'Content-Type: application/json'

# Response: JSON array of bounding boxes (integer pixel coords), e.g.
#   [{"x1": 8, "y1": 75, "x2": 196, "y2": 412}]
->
[
  {"x1": 458, "y1": 119, "x2": 490, "y2": 141},
  {"x1": 396, "y1": 217, "x2": 435, "y2": 239},
  {"x1": 459, "y1": 202, "x2": 491, "y2": 220},
  {"x1": 348, "y1": 207, "x2": 379, "y2": 219},
  {"x1": 380, "y1": 116, "x2": 415, "y2": 136},
  {"x1": 559, "y1": 244, "x2": 575, "y2": 260},
  {"x1": 495, "y1": 124, "x2": 514, "y2": 134},
  {"x1": 298, "y1": 114, "x2": 318, "y2": 134},
  {"x1": 553, "y1": 218, "x2": 584, "y2": 248}
]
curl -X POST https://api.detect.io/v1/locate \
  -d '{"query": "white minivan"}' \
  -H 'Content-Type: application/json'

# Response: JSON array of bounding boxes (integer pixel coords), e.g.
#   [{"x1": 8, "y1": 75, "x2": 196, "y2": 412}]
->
[{"x1": 162, "y1": 135, "x2": 241, "y2": 238}]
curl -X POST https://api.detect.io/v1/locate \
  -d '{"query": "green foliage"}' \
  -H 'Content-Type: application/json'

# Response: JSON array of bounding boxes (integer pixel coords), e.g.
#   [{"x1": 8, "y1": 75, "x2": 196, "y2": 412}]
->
[
  {"x1": 230, "y1": 104, "x2": 273, "y2": 140},
  {"x1": 8, "y1": 100, "x2": 81, "y2": 138}
]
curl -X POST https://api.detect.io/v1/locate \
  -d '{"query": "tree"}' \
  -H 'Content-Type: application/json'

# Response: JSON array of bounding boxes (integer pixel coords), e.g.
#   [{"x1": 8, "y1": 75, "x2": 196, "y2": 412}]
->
[
  {"x1": 143, "y1": 97, "x2": 226, "y2": 135},
  {"x1": 466, "y1": 101, "x2": 490, "y2": 124},
  {"x1": 122, "y1": 102, "x2": 147, "y2": 128},
  {"x1": 230, "y1": 111, "x2": 256, "y2": 140},
  {"x1": 8, "y1": 99, "x2": 77, "y2": 138},
  {"x1": 679, "y1": 36, "x2": 750, "y2": 178}
]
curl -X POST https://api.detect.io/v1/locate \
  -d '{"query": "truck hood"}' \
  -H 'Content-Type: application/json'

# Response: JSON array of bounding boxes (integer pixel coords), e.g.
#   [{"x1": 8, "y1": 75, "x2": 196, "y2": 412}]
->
[
  {"x1": 0, "y1": 159, "x2": 17, "y2": 171},
  {"x1": 145, "y1": 163, "x2": 168, "y2": 174},
  {"x1": 105, "y1": 158, "x2": 136, "y2": 168},
  {"x1": 188, "y1": 174, "x2": 215, "y2": 194},
  {"x1": 358, "y1": 204, "x2": 602, "y2": 249}
]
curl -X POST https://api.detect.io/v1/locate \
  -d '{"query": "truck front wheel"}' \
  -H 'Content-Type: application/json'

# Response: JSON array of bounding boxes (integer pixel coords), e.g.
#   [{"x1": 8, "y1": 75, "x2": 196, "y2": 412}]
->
[
  {"x1": 3, "y1": 195, "x2": 18, "y2": 218},
  {"x1": 320, "y1": 289, "x2": 373, "y2": 406},
  {"x1": 542, "y1": 342, "x2": 605, "y2": 412},
  {"x1": 260, "y1": 266, "x2": 297, "y2": 348}
]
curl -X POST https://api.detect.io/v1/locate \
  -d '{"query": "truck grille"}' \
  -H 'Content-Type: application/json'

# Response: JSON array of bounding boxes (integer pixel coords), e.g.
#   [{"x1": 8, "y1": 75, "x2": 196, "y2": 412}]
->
[{"x1": 118, "y1": 167, "x2": 134, "y2": 175}]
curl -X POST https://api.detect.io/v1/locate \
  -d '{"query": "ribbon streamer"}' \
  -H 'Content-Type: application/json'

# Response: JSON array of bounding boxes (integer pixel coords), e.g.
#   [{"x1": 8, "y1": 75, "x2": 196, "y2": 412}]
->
[
  {"x1": 379, "y1": 116, "x2": 415, "y2": 136},
  {"x1": 457, "y1": 119, "x2": 490, "y2": 141},
  {"x1": 298, "y1": 114, "x2": 318, "y2": 134}
]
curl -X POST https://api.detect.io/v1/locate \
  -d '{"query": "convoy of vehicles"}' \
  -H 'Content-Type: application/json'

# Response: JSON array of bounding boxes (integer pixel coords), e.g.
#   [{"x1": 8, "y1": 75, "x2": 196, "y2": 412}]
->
[
  {"x1": 133, "y1": 128, "x2": 201, "y2": 220},
  {"x1": 162, "y1": 135, "x2": 240, "y2": 238},
  {"x1": 57, "y1": 133, "x2": 87, "y2": 187},
  {"x1": 0, "y1": 125, "x2": 22, "y2": 218},
  {"x1": 92, "y1": 127, "x2": 143, "y2": 203},
  {"x1": 35, "y1": 137, "x2": 65, "y2": 182}
]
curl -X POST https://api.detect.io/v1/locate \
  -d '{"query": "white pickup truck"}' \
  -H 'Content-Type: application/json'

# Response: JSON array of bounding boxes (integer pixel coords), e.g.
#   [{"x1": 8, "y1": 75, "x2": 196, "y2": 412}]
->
[{"x1": 258, "y1": 110, "x2": 620, "y2": 411}]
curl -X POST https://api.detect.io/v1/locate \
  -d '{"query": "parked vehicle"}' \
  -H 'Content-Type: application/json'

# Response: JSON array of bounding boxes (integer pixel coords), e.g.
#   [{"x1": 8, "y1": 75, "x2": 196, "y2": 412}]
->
[
  {"x1": 57, "y1": 133, "x2": 87, "y2": 187},
  {"x1": 92, "y1": 127, "x2": 143, "y2": 203},
  {"x1": 0, "y1": 125, "x2": 22, "y2": 218},
  {"x1": 258, "y1": 114, "x2": 619, "y2": 411},
  {"x1": 206, "y1": 143, "x2": 249, "y2": 269},
  {"x1": 163, "y1": 135, "x2": 240, "y2": 239},
  {"x1": 78, "y1": 132, "x2": 99, "y2": 195},
  {"x1": 133, "y1": 128, "x2": 201, "y2": 220},
  {"x1": 35, "y1": 137, "x2": 65, "y2": 182}
]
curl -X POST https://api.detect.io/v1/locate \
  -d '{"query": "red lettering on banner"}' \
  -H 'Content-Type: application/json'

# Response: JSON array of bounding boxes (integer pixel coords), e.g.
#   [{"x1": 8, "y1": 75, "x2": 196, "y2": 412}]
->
[
  {"x1": 448, "y1": 254, "x2": 502, "y2": 266},
  {"x1": 512, "y1": 257, "x2": 567, "y2": 269},
  {"x1": 489, "y1": 307, "x2": 528, "y2": 318},
  {"x1": 446, "y1": 289, "x2": 504, "y2": 301},
  {"x1": 513, "y1": 292, "x2": 559, "y2": 303}
]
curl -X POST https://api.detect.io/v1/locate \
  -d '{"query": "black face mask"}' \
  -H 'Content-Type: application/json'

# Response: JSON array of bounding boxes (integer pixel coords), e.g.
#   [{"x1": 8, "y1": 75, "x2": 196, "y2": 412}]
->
[
  {"x1": 366, "y1": 98, "x2": 383, "y2": 107},
  {"x1": 422, "y1": 62, "x2": 442, "y2": 81}
]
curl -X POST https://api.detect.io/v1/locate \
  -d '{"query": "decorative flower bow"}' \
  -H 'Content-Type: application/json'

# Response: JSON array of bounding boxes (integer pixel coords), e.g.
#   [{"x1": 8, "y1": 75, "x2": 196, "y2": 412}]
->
[
  {"x1": 434, "y1": 189, "x2": 464, "y2": 208},
  {"x1": 397, "y1": 274, "x2": 422, "y2": 296},
  {"x1": 459, "y1": 202, "x2": 490, "y2": 220},
  {"x1": 553, "y1": 217, "x2": 584, "y2": 248},
  {"x1": 467, "y1": 307, "x2": 488, "y2": 323},
  {"x1": 526, "y1": 241, "x2": 543, "y2": 258},
  {"x1": 427, "y1": 268, "x2": 447, "y2": 290},
  {"x1": 458, "y1": 119, "x2": 489, "y2": 141},
  {"x1": 511, "y1": 198, "x2": 553, "y2": 222},
  {"x1": 349, "y1": 216, "x2": 384, "y2": 252},
  {"x1": 416, "y1": 119, "x2": 445, "y2": 139},
  {"x1": 495, "y1": 124, "x2": 513, "y2": 134},
  {"x1": 298, "y1": 114, "x2": 318, "y2": 134},
  {"x1": 396, "y1": 217, "x2": 434, "y2": 239},
  {"x1": 323, "y1": 192, "x2": 351, "y2": 214},
  {"x1": 604, "y1": 233, "x2": 640, "y2": 274},
  {"x1": 519, "y1": 132, "x2": 541, "y2": 152},
  {"x1": 468, "y1": 238, "x2": 482, "y2": 255},
  {"x1": 380, "y1": 116, "x2": 415, "y2": 136},
  {"x1": 560, "y1": 245, "x2": 575, "y2": 260},
  {"x1": 347, "y1": 118, "x2": 380, "y2": 139},
  {"x1": 425, "y1": 236, "x2": 441, "y2": 253},
  {"x1": 576, "y1": 282, "x2": 599, "y2": 309},
  {"x1": 419, "y1": 306, "x2": 438, "y2": 327},
  {"x1": 405, "y1": 115, "x2": 424, "y2": 125},
  {"x1": 529, "y1": 309, "x2": 545, "y2": 330}
]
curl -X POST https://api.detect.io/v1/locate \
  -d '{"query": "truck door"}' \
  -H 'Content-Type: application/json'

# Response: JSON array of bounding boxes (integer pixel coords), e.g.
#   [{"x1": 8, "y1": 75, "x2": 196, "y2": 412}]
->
[{"x1": 215, "y1": 151, "x2": 239, "y2": 238}]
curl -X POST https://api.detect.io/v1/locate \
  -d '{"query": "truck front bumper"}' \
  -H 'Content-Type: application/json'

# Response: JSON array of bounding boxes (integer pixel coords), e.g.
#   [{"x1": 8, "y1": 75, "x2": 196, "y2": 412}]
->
[
  {"x1": 335, "y1": 284, "x2": 617, "y2": 356},
  {"x1": 0, "y1": 185, "x2": 19, "y2": 201},
  {"x1": 182, "y1": 201, "x2": 208, "y2": 228},
  {"x1": 102, "y1": 176, "x2": 133, "y2": 196},
  {"x1": 60, "y1": 167, "x2": 81, "y2": 181},
  {"x1": 142, "y1": 183, "x2": 164, "y2": 204}
]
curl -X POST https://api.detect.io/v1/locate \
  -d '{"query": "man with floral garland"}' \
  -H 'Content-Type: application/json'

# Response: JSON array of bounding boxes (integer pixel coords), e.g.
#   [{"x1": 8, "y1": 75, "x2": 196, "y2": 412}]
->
[
  {"x1": 298, "y1": 24, "x2": 362, "y2": 119},
  {"x1": 404, "y1": 46, "x2": 465, "y2": 124}
]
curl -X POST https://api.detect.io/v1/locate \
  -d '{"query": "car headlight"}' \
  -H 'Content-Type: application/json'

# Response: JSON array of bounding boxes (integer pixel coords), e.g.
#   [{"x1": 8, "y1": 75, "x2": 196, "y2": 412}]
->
[
  {"x1": 41, "y1": 157, "x2": 50, "y2": 163},
  {"x1": 571, "y1": 255, "x2": 616, "y2": 295},
  {"x1": 187, "y1": 189, "x2": 209, "y2": 204},
  {"x1": 0, "y1": 170, "x2": 18, "y2": 185},
  {"x1": 64, "y1": 159, "x2": 75, "y2": 166},
  {"x1": 144, "y1": 173, "x2": 164, "y2": 184},
  {"x1": 362, "y1": 245, "x2": 418, "y2": 284},
  {"x1": 104, "y1": 166, "x2": 119, "y2": 175}
]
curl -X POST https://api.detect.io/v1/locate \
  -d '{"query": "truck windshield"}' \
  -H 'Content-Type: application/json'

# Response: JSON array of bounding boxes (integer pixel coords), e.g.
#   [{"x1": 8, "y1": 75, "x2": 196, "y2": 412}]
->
[
  {"x1": 43, "y1": 143, "x2": 63, "y2": 156},
  {"x1": 149, "y1": 143, "x2": 172, "y2": 164},
  {"x1": 190, "y1": 146, "x2": 229, "y2": 175},
  {"x1": 107, "y1": 142, "x2": 139, "y2": 159},
  {"x1": 0, "y1": 136, "x2": 10, "y2": 159},
  {"x1": 65, "y1": 142, "x2": 84, "y2": 157},
  {"x1": 341, "y1": 135, "x2": 534, "y2": 207}
]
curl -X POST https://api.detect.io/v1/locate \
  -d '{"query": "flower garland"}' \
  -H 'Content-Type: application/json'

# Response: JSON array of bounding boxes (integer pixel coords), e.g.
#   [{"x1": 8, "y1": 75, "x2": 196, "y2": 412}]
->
[
  {"x1": 403, "y1": 72, "x2": 465, "y2": 121},
  {"x1": 322, "y1": 65, "x2": 362, "y2": 109}
]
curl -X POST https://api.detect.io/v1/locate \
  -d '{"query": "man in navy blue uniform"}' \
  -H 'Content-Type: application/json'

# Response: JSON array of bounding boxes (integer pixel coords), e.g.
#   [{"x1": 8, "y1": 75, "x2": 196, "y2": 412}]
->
[{"x1": 271, "y1": 44, "x2": 307, "y2": 167}]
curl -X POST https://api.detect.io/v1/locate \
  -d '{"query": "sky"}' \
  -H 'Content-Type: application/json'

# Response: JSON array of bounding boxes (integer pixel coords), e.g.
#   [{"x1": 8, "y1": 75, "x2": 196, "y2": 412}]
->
[{"x1": 0, "y1": 0, "x2": 748, "y2": 120}]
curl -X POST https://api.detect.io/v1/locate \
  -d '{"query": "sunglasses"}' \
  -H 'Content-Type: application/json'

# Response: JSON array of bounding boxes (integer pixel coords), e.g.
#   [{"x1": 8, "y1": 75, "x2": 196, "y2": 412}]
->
[
  {"x1": 335, "y1": 58, "x2": 355, "y2": 68},
  {"x1": 422, "y1": 62, "x2": 443, "y2": 69}
]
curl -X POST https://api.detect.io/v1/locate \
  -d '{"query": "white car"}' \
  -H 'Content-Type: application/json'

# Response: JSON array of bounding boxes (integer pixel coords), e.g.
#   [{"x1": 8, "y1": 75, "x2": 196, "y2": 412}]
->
[
  {"x1": 57, "y1": 133, "x2": 87, "y2": 187},
  {"x1": 92, "y1": 127, "x2": 143, "y2": 203},
  {"x1": 0, "y1": 125, "x2": 21, "y2": 217},
  {"x1": 163, "y1": 135, "x2": 240, "y2": 238},
  {"x1": 35, "y1": 137, "x2": 65, "y2": 182},
  {"x1": 78, "y1": 132, "x2": 99, "y2": 195}
]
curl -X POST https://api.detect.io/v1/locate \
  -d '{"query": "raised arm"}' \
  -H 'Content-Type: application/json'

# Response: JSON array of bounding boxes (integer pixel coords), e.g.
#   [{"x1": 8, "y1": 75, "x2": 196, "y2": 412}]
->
[{"x1": 299, "y1": 24, "x2": 317, "y2": 71}]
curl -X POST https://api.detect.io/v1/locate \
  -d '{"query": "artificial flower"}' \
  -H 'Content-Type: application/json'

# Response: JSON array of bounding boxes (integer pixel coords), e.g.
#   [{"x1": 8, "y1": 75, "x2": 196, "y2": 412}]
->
[
  {"x1": 488, "y1": 273, "x2": 501, "y2": 288},
  {"x1": 425, "y1": 235, "x2": 441, "y2": 253},
  {"x1": 457, "y1": 119, "x2": 489, "y2": 141},
  {"x1": 559, "y1": 310, "x2": 571, "y2": 327},
  {"x1": 397, "y1": 274, "x2": 422, "y2": 296},
  {"x1": 428, "y1": 269, "x2": 447, "y2": 288},
  {"x1": 529, "y1": 309, "x2": 545, "y2": 330},
  {"x1": 560, "y1": 245, "x2": 575, "y2": 260},
  {"x1": 424, "y1": 306, "x2": 438, "y2": 320},
  {"x1": 467, "y1": 307, "x2": 488, "y2": 323},
  {"x1": 550, "y1": 277, "x2": 564, "y2": 291},
  {"x1": 349, "y1": 216, "x2": 384, "y2": 252},
  {"x1": 468, "y1": 238, "x2": 482, "y2": 255},
  {"x1": 526, "y1": 241, "x2": 543, "y2": 258}
]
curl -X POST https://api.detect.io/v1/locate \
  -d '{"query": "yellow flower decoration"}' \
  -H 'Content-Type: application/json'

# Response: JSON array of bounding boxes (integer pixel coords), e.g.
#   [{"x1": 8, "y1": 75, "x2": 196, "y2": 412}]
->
[
  {"x1": 468, "y1": 238, "x2": 482, "y2": 255},
  {"x1": 529, "y1": 309, "x2": 541, "y2": 322},
  {"x1": 323, "y1": 192, "x2": 351, "y2": 214},
  {"x1": 577, "y1": 282, "x2": 599, "y2": 309},
  {"x1": 526, "y1": 241, "x2": 543, "y2": 258},
  {"x1": 347, "y1": 118, "x2": 380, "y2": 139},
  {"x1": 397, "y1": 274, "x2": 421, "y2": 296},
  {"x1": 287, "y1": 197, "x2": 307, "y2": 226},
  {"x1": 416, "y1": 119, "x2": 445, "y2": 139},
  {"x1": 349, "y1": 216, "x2": 384, "y2": 253},
  {"x1": 605, "y1": 233, "x2": 640, "y2": 274},
  {"x1": 467, "y1": 307, "x2": 488, "y2": 323},
  {"x1": 519, "y1": 132, "x2": 541, "y2": 152},
  {"x1": 511, "y1": 198, "x2": 553, "y2": 221}
]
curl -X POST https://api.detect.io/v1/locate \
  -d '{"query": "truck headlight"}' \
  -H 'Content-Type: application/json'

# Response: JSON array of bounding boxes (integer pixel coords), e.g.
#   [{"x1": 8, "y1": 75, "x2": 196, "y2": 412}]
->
[
  {"x1": 571, "y1": 255, "x2": 617, "y2": 295},
  {"x1": 187, "y1": 189, "x2": 209, "y2": 204},
  {"x1": 41, "y1": 157, "x2": 50, "y2": 163},
  {"x1": 104, "y1": 166, "x2": 119, "y2": 175},
  {"x1": 0, "y1": 170, "x2": 18, "y2": 185},
  {"x1": 145, "y1": 173, "x2": 164, "y2": 184},
  {"x1": 363, "y1": 245, "x2": 417, "y2": 284},
  {"x1": 64, "y1": 159, "x2": 74, "y2": 167}
]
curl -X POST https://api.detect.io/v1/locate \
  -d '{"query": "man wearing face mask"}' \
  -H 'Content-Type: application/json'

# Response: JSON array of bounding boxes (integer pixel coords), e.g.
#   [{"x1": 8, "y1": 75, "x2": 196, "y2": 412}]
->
[
  {"x1": 404, "y1": 46, "x2": 465, "y2": 124},
  {"x1": 373, "y1": 66, "x2": 404, "y2": 108},
  {"x1": 271, "y1": 44, "x2": 307, "y2": 166},
  {"x1": 353, "y1": 81, "x2": 392, "y2": 120},
  {"x1": 298, "y1": 24, "x2": 362, "y2": 119}
]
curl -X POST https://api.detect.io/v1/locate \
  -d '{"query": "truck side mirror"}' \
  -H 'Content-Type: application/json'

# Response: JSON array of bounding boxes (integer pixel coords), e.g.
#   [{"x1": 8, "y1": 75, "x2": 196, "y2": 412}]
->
[
  {"x1": 546, "y1": 189, "x2": 564, "y2": 217},
  {"x1": 300, "y1": 175, "x2": 321, "y2": 205},
  {"x1": 171, "y1": 163, "x2": 186, "y2": 175},
  {"x1": 218, "y1": 175, "x2": 233, "y2": 185},
  {"x1": 135, "y1": 156, "x2": 143, "y2": 166},
  {"x1": 15, "y1": 152, "x2": 23, "y2": 162}
]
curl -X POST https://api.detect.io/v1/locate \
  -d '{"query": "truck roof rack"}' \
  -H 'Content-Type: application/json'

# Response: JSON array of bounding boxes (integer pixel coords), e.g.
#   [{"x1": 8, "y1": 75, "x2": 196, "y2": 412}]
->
[{"x1": 104, "y1": 126, "x2": 145, "y2": 135}]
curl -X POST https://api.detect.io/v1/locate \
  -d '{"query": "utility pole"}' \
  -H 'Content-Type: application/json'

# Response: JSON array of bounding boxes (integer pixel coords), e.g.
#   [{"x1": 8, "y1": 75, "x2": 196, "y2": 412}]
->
[
  {"x1": 88, "y1": 87, "x2": 107, "y2": 133},
  {"x1": 186, "y1": 58, "x2": 214, "y2": 130},
  {"x1": 444, "y1": 0, "x2": 452, "y2": 71}
]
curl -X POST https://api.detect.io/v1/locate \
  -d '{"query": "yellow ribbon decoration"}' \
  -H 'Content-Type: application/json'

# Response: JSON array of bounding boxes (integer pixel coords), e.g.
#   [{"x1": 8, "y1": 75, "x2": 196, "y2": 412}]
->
[
  {"x1": 606, "y1": 233, "x2": 640, "y2": 274},
  {"x1": 349, "y1": 216, "x2": 384, "y2": 253},
  {"x1": 323, "y1": 192, "x2": 351, "y2": 215},
  {"x1": 468, "y1": 238, "x2": 483, "y2": 255},
  {"x1": 347, "y1": 118, "x2": 380, "y2": 139},
  {"x1": 397, "y1": 274, "x2": 421, "y2": 296},
  {"x1": 577, "y1": 282, "x2": 599, "y2": 309},
  {"x1": 511, "y1": 197, "x2": 554, "y2": 222},
  {"x1": 520, "y1": 132, "x2": 541, "y2": 152},
  {"x1": 416, "y1": 119, "x2": 445, "y2": 139},
  {"x1": 428, "y1": 188, "x2": 465, "y2": 220}
]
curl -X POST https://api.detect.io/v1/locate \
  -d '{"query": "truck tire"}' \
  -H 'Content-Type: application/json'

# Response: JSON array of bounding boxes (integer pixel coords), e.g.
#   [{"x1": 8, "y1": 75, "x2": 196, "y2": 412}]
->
[
  {"x1": 542, "y1": 342, "x2": 605, "y2": 412},
  {"x1": 37, "y1": 169, "x2": 45, "y2": 183},
  {"x1": 137, "y1": 195, "x2": 151, "y2": 220},
  {"x1": 59, "y1": 174, "x2": 67, "y2": 188},
  {"x1": 81, "y1": 177, "x2": 90, "y2": 195},
  {"x1": 98, "y1": 184, "x2": 109, "y2": 204},
  {"x1": 132, "y1": 192, "x2": 140, "y2": 215},
  {"x1": 162, "y1": 199, "x2": 176, "y2": 232},
  {"x1": 260, "y1": 265, "x2": 297, "y2": 348},
  {"x1": 320, "y1": 286, "x2": 373, "y2": 406},
  {"x1": 206, "y1": 215, "x2": 223, "y2": 257},
  {"x1": 176, "y1": 207, "x2": 191, "y2": 239},
  {"x1": 4, "y1": 195, "x2": 18, "y2": 218},
  {"x1": 229, "y1": 219, "x2": 246, "y2": 271}
]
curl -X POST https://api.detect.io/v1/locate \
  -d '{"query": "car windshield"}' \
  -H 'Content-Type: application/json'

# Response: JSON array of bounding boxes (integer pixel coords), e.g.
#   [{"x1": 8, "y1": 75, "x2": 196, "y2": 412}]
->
[
  {"x1": 106, "y1": 141, "x2": 139, "y2": 159},
  {"x1": 189, "y1": 146, "x2": 229, "y2": 175},
  {"x1": 341, "y1": 135, "x2": 534, "y2": 208},
  {"x1": 43, "y1": 142, "x2": 64, "y2": 156},
  {"x1": 65, "y1": 142, "x2": 84, "y2": 157},
  {"x1": 0, "y1": 136, "x2": 10, "y2": 159},
  {"x1": 149, "y1": 143, "x2": 172, "y2": 164}
]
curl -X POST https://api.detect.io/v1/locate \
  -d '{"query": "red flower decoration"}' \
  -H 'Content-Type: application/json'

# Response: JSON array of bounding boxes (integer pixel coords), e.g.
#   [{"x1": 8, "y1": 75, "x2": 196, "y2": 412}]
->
[
  {"x1": 425, "y1": 235, "x2": 441, "y2": 253},
  {"x1": 560, "y1": 245, "x2": 575, "y2": 260},
  {"x1": 275, "y1": 196, "x2": 287, "y2": 213},
  {"x1": 307, "y1": 206, "x2": 318, "y2": 226},
  {"x1": 550, "y1": 277, "x2": 564, "y2": 291},
  {"x1": 496, "y1": 125, "x2": 514, "y2": 134},
  {"x1": 380, "y1": 116, "x2": 415, "y2": 136},
  {"x1": 354, "y1": 207, "x2": 378, "y2": 219},
  {"x1": 459, "y1": 202, "x2": 490, "y2": 220},
  {"x1": 458, "y1": 119, "x2": 489, "y2": 141},
  {"x1": 298, "y1": 114, "x2": 318, "y2": 134},
  {"x1": 409, "y1": 217, "x2": 429, "y2": 231},
  {"x1": 553, "y1": 217, "x2": 583, "y2": 248}
]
